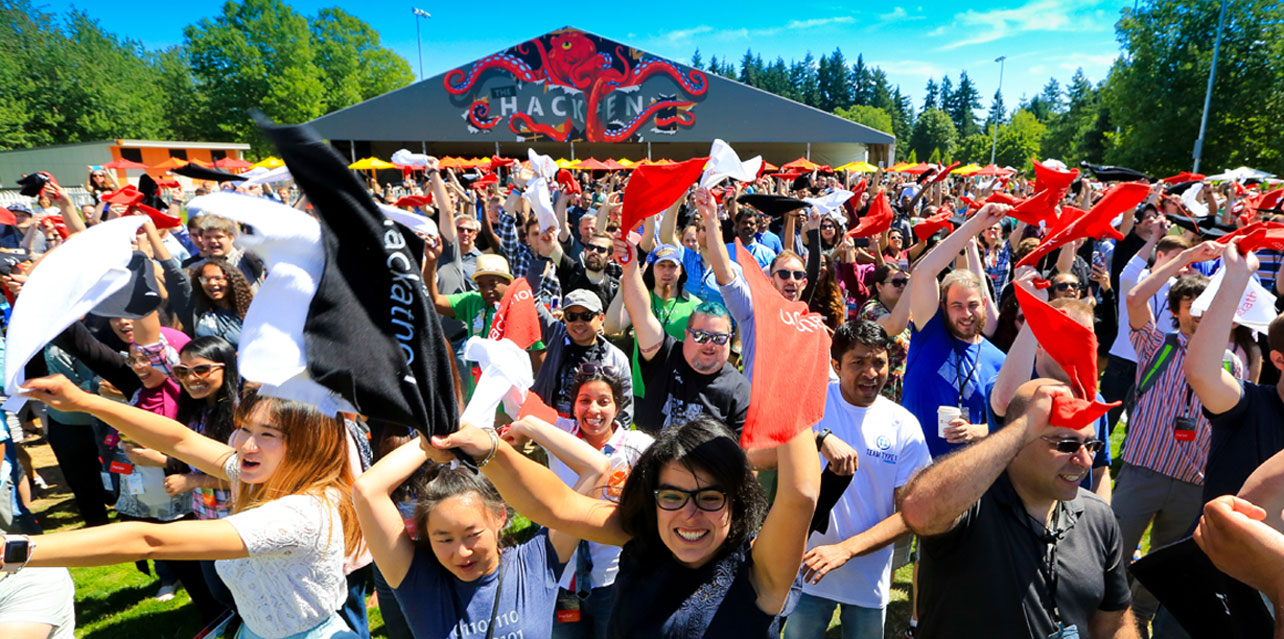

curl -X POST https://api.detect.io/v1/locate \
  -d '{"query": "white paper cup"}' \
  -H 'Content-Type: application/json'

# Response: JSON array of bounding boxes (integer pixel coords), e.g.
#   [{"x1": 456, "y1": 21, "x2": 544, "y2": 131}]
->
[{"x1": 938, "y1": 406, "x2": 962, "y2": 439}]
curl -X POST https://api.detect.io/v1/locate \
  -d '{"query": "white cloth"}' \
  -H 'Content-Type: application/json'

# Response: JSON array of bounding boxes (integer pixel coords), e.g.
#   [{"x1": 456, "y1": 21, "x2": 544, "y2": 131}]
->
[
  {"x1": 390, "y1": 149, "x2": 429, "y2": 167},
  {"x1": 1109, "y1": 253, "x2": 1174, "y2": 362},
  {"x1": 376, "y1": 203, "x2": 439, "y2": 238},
  {"x1": 527, "y1": 148, "x2": 558, "y2": 180},
  {"x1": 805, "y1": 189, "x2": 855, "y2": 225},
  {"x1": 545, "y1": 418, "x2": 654, "y2": 589},
  {"x1": 802, "y1": 388, "x2": 932, "y2": 608},
  {"x1": 1192, "y1": 267, "x2": 1277, "y2": 336},
  {"x1": 0, "y1": 567, "x2": 75, "y2": 639},
  {"x1": 217, "y1": 455, "x2": 348, "y2": 639},
  {"x1": 240, "y1": 166, "x2": 292, "y2": 187},
  {"x1": 523, "y1": 177, "x2": 558, "y2": 233},
  {"x1": 1181, "y1": 182, "x2": 1209, "y2": 218},
  {"x1": 459, "y1": 337, "x2": 533, "y2": 430},
  {"x1": 699, "y1": 139, "x2": 762, "y2": 190},
  {"x1": 3, "y1": 215, "x2": 147, "y2": 411},
  {"x1": 187, "y1": 193, "x2": 356, "y2": 416}
]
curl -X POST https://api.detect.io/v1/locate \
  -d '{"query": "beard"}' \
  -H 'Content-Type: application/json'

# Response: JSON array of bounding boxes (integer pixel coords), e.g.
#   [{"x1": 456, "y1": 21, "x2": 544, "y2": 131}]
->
[{"x1": 947, "y1": 313, "x2": 985, "y2": 341}]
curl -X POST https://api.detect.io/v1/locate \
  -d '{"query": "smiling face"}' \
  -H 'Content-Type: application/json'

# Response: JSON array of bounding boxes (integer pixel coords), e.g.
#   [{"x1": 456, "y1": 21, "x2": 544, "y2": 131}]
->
[
  {"x1": 820, "y1": 218, "x2": 839, "y2": 242},
  {"x1": 109, "y1": 317, "x2": 134, "y2": 343},
  {"x1": 734, "y1": 213, "x2": 758, "y2": 245},
  {"x1": 573, "y1": 380, "x2": 617, "y2": 447},
  {"x1": 425, "y1": 494, "x2": 505, "y2": 582},
  {"x1": 475, "y1": 274, "x2": 509, "y2": 306},
  {"x1": 229, "y1": 404, "x2": 288, "y2": 484},
  {"x1": 204, "y1": 230, "x2": 233, "y2": 257},
  {"x1": 199, "y1": 263, "x2": 229, "y2": 302},
  {"x1": 1010, "y1": 425, "x2": 1095, "y2": 503},
  {"x1": 943, "y1": 283, "x2": 985, "y2": 341},
  {"x1": 126, "y1": 344, "x2": 167, "y2": 389},
  {"x1": 834, "y1": 343, "x2": 889, "y2": 407},
  {"x1": 876, "y1": 269, "x2": 908, "y2": 307},
  {"x1": 656, "y1": 461, "x2": 732, "y2": 569},
  {"x1": 770, "y1": 255, "x2": 806, "y2": 302},
  {"x1": 563, "y1": 304, "x2": 602, "y2": 346},
  {"x1": 682, "y1": 312, "x2": 732, "y2": 374},
  {"x1": 178, "y1": 352, "x2": 224, "y2": 400}
]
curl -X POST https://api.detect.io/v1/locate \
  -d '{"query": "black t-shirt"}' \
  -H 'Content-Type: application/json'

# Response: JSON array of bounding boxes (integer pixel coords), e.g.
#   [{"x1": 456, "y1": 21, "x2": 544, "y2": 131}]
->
[
  {"x1": 1110, "y1": 231, "x2": 1146, "y2": 295},
  {"x1": 1203, "y1": 381, "x2": 1284, "y2": 503},
  {"x1": 918, "y1": 473, "x2": 1131, "y2": 639},
  {"x1": 634, "y1": 334, "x2": 750, "y2": 436}
]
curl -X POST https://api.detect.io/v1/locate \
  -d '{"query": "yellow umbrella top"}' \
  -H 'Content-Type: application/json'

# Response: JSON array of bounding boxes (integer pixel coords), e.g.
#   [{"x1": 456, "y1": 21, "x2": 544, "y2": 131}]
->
[
  {"x1": 614, "y1": 158, "x2": 635, "y2": 167},
  {"x1": 555, "y1": 158, "x2": 575, "y2": 169},
  {"x1": 348, "y1": 157, "x2": 397, "y2": 170},
  {"x1": 952, "y1": 163, "x2": 983, "y2": 175},
  {"x1": 837, "y1": 161, "x2": 879, "y2": 173},
  {"x1": 888, "y1": 161, "x2": 913, "y2": 172},
  {"x1": 253, "y1": 156, "x2": 285, "y2": 169}
]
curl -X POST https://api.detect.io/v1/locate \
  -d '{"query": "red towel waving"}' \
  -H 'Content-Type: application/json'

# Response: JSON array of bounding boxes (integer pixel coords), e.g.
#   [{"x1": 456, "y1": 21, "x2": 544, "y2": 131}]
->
[
  {"x1": 487, "y1": 278, "x2": 540, "y2": 350},
  {"x1": 734, "y1": 239, "x2": 831, "y2": 449},
  {"x1": 847, "y1": 189, "x2": 893, "y2": 239}
]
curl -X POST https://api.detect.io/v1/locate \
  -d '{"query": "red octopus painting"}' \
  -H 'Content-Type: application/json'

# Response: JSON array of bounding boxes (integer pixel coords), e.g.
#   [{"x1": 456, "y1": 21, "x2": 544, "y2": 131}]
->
[{"x1": 443, "y1": 28, "x2": 709, "y2": 143}]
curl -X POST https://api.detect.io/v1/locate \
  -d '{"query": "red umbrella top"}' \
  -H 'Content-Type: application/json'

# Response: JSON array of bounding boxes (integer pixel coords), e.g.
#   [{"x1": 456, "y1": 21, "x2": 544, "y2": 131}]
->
[
  {"x1": 576, "y1": 158, "x2": 612, "y2": 171},
  {"x1": 103, "y1": 158, "x2": 150, "y2": 171},
  {"x1": 972, "y1": 164, "x2": 1013, "y2": 177},
  {"x1": 214, "y1": 157, "x2": 253, "y2": 170}
]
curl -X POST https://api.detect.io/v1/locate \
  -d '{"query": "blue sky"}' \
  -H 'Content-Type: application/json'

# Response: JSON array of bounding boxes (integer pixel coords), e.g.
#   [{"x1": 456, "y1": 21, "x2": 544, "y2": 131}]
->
[{"x1": 49, "y1": 0, "x2": 1130, "y2": 112}]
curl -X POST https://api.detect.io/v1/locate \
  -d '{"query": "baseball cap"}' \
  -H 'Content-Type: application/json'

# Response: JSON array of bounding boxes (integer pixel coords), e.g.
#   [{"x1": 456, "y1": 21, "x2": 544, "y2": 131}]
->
[
  {"x1": 650, "y1": 244, "x2": 682, "y2": 266},
  {"x1": 563, "y1": 289, "x2": 603, "y2": 314}
]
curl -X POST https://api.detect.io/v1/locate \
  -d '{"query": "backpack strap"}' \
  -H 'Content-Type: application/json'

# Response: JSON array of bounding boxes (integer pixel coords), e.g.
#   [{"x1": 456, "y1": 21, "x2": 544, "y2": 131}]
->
[{"x1": 1135, "y1": 331, "x2": 1182, "y2": 398}]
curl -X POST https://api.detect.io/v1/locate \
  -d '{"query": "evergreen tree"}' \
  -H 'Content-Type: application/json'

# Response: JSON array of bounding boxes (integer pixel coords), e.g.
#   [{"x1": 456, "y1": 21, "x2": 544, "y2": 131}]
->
[
  {"x1": 850, "y1": 54, "x2": 872, "y2": 106},
  {"x1": 910, "y1": 107, "x2": 958, "y2": 160},
  {"x1": 987, "y1": 89, "x2": 1006, "y2": 128},
  {"x1": 739, "y1": 49, "x2": 757, "y2": 86},
  {"x1": 949, "y1": 71, "x2": 983, "y2": 137},
  {"x1": 939, "y1": 75, "x2": 954, "y2": 120},
  {"x1": 922, "y1": 78, "x2": 939, "y2": 111},
  {"x1": 795, "y1": 52, "x2": 820, "y2": 108},
  {"x1": 690, "y1": 48, "x2": 704, "y2": 70}
]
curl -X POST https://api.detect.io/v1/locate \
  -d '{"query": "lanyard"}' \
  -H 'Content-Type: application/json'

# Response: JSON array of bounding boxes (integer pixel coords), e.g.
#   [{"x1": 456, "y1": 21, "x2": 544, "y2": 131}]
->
[
  {"x1": 652, "y1": 293, "x2": 680, "y2": 330},
  {"x1": 1026, "y1": 505, "x2": 1065, "y2": 626},
  {"x1": 952, "y1": 339, "x2": 981, "y2": 409}
]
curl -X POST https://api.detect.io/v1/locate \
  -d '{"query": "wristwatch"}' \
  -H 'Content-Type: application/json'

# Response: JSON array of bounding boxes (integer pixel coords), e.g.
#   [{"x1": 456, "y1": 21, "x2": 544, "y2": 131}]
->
[
  {"x1": 1, "y1": 535, "x2": 34, "y2": 573},
  {"x1": 815, "y1": 428, "x2": 832, "y2": 449}
]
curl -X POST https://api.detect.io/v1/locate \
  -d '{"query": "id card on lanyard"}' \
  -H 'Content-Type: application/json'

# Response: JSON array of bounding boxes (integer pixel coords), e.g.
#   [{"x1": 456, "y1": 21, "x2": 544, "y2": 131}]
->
[{"x1": 1035, "y1": 505, "x2": 1079, "y2": 639}]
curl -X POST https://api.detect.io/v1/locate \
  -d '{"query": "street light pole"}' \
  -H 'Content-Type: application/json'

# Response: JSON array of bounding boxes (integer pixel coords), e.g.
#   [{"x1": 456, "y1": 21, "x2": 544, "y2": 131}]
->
[
  {"x1": 412, "y1": 8, "x2": 431, "y2": 81},
  {"x1": 1192, "y1": 0, "x2": 1227, "y2": 173},
  {"x1": 990, "y1": 55, "x2": 1006, "y2": 165}
]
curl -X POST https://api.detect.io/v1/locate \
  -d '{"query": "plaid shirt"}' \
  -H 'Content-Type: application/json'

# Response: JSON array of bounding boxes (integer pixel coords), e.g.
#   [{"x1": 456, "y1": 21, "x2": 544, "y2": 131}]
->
[
  {"x1": 1257, "y1": 249, "x2": 1284, "y2": 291},
  {"x1": 1124, "y1": 322, "x2": 1240, "y2": 485},
  {"x1": 496, "y1": 209, "x2": 562, "y2": 308}
]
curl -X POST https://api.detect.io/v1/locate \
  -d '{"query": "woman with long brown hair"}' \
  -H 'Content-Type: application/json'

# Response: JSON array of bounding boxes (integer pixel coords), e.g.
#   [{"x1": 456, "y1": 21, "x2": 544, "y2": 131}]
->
[
  {"x1": 9, "y1": 378, "x2": 364, "y2": 639},
  {"x1": 165, "y1": 256, "x2": 254, "y2": 346}
]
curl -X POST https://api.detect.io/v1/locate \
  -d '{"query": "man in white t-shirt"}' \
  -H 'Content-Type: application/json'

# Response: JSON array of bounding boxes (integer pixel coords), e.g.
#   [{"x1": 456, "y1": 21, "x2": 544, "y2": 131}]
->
[{"x1": 784, "y1": 319, "x2": 932, "y2": 639}]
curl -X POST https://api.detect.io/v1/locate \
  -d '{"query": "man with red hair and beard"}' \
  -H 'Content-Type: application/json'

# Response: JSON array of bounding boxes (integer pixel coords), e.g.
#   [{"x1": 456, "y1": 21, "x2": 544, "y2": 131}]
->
[{"x1": 903, "y1": 204, "x2": 1009, "y2": 459}]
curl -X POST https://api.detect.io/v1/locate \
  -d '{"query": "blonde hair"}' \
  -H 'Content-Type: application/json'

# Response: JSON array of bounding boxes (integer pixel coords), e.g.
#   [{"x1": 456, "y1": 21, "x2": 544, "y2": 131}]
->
[
  {"x1": 940, "y1": 269, "x2": 983, "y2": 299},
  {"x1": 232, "y1": 389, "x2": 362, "y2": 556}
]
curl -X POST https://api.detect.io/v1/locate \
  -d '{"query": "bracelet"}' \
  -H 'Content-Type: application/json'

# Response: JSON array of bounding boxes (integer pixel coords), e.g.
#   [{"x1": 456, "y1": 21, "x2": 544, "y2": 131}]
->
[{"x1": 476, "y1": 428, "x2": 500, "y2": 468}]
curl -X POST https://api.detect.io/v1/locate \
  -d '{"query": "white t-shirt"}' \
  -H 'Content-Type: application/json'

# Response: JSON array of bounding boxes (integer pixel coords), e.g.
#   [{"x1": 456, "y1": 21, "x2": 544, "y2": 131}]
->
[
  {"x1": 1109, "y1": 253, "x2": 1174, "y2": 363},
  {"x1": 0, "y1": 567, "x2": 75, "y2": 639},
  {"x1": 546, "y1": 418, "x2": 654, "y2": 590},
  {"x1": 802, "y1": 385, "x2": 932, "y2": 609},
  {"x1": 215, "y1": 455, "x2": 348, "y2": 638}
]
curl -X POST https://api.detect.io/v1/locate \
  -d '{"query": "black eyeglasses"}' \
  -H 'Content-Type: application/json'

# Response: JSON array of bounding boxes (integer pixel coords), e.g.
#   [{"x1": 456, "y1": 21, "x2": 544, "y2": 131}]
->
[
  {"x1": 582, "y1": 245, "x2": 610, "y2": 255},
  {"x1": 654, "y1": 487, "x2": 728, "y2": 512},
  {"x1": 773, "y1": 270, "x2": 806, "y2": 281},
  {"x1": 1040, "y1": 436, "x2": 1105, "y2": 456},
  {"x1": 687, "y1": 328, "x2": 732, "y2": 345},
  {"x1": 884, "y1": 277, "x2": 909, "y2": 287},
  {"x1": 564, "y1": 310, "x2": 599, "y2": 323},
  {"x1": 173, "y1": 363, "x2": 225, "y2": 380},
  {"x1": 575, "y1": 363, "x2": 617, "y2": 377},
  {"x1": 821, "y1": 224, "x2": 838, "y2": 230},
  {"x1": 1052, "y1": 282, "x2": 1084, "y2": 293}
]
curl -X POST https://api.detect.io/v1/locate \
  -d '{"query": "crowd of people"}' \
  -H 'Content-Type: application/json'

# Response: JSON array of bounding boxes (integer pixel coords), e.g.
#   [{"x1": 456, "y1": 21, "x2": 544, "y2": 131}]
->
[{"x1": 1, "y1": 137, "x2": 1283, "y2": 639}]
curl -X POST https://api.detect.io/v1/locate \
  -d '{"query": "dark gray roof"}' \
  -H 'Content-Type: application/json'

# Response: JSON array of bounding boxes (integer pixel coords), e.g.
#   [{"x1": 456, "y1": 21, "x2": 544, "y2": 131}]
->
[{"x1": 310, "y1": 27, "x2": 893, "y2": 146}]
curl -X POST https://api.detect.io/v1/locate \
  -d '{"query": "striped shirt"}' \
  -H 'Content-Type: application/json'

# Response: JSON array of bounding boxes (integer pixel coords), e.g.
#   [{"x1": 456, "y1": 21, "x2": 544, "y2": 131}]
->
[{"x1": 1125, "y1": 322, "x2": 1241, "y2": 484}]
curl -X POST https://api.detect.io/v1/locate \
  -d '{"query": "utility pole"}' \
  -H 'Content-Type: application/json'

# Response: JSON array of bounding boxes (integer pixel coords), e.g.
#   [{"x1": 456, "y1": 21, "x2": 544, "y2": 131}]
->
[
  {"x1": 990, "y1": 55, "x2": 1006, "y2": 165},
  {"x1": 1193, "y1": 0, "x2": 1227, "y2": 173},
  {"x1": 412, "y1": 8, "x2": 431, "y2": 81}
]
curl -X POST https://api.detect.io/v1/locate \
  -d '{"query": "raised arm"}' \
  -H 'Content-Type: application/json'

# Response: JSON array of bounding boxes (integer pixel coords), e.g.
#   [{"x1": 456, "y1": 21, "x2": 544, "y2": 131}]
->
[
  {"x1": 1184, "y1": 241, "x2": 1257, "y2": 414},
  {"x1": 615, "y1": 239, "x2": 664, "y2": 360},
  {"x1": 989, "y1": 268, "x2": 1043, "y2": 418},
  {"x1": 27, "y1": 518, "x2": 250, "y2": 567},
  {"x1": 505, "y1": 416, "x2": 610, "y2": 489},
  {"x1": 420, "y1": 235, "x2": 454, "y2": 318},
  {"x1": 352, "y1": 437, "x2": 431, "y2": 587},
  {"x1": 1127, "y1": 241, "x2": 1222, "y2": 331},
  {"x1": 909, "y1": 203, "x2": 1007, "y2": 330},
  {"x1": 750, "y1": 427, "x2": 821, "y2": 614},
  {"x1": 23, "y1": 375, "x2": 236, "y2": 479},
  {"x1": 48, "y1": 180, "x2": 87, "y2": 235},
  {"x1": 698, "y1": 189, "x2": 738, "y2": 286},
  {"x1": 966, "y1": 237, "x2": 1000, "y2": 336},
  {"x1": 901, "y1": 381, "x2": 1057, "y2": 536}
]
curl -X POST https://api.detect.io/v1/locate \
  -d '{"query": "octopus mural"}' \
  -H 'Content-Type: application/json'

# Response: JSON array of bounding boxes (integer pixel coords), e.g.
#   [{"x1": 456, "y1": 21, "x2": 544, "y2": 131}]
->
[{"x1": 443, "y1": 28, "x2": 709, "y2": 143}]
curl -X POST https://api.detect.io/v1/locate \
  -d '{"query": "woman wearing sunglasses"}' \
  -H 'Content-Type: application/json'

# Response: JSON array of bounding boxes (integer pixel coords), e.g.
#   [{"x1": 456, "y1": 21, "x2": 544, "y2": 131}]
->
[
  {"x1": 859, "y1": 263, "x2": 913, "y2": 402},
  {"x1": 424, "y1": 413, "x2": 819, "y2": 639}
]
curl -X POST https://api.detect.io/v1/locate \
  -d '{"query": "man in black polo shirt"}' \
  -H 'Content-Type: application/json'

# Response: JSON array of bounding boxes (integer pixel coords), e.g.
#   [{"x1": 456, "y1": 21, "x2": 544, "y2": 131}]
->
[
  {"x1": 901, "y1": 380, "x2": 1136, "y2": 639},
  {"x1": 1183, "y1": 240, "x2": 1284, "y2": 502}
]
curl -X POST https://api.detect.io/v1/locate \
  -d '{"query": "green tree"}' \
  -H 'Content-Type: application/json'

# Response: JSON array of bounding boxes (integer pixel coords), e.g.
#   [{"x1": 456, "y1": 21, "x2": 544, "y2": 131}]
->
[
  {"x1": 760, "y1": 57, "x2": 791, "y2": 97},
  {"x1": 1105, "y1": 0, "x2": 1283, "y2": 175},
  {"x1": 910, "y1": 108, "x2": 957, "y2": 160},
  {"x1": 922, "y1": 78, "x2": 939, "y2": 111},
  {"x1": 948, "y1": 71, "x2": 983, "y2": 137},
  {"x1": 834, "y1": 104, "x2": 893, "y2": 133},
  {"x1": 790, "y1": 52, "x2": 820, "y2": 107},
  {"x1": 739, "y1": 49, "x2": 758, "y2": 86},
  {"x1": 987, "y1": 89, "x2": 1006, "y2": 129},
  {"x1": 310, "y1": 8, "x2": 412, "y2": 113},
  {"x1": 938, "y1": 76, "x2": 954, "y2": 120},
  {"x1": 1041, "y1": 68, "x2": 1102, "y2": 165},
  {"x1": 928, "y1": 147, "x2": 942, "y2": 163},
  {"x1": 957, "y1": 133, "x2": 993, "y2": 163},
  {"x1": 1027, "y1": 78, "x2": 1062, "y2": 122},
  {"x1": 817, "y1": 49, "x2": 851, "y2": 111},
  {"x1": 906, "y1": 148, "x2": 918, "y2": 163},
  {"x1": 889, "y1": 86, "x2": 915, "y2": 145},
  {"x1": 993, "y1": 109, "x2": 1048, "y2": 168},
  {"x1": 850, "y1": 54, "x2": 872, "y2": 106},
  {"x1": 185, "y1": 0, "x2": 326, "y2": 145},
  {"x1": 690, "y1": 48, "x2": 704, "y2": 70}
]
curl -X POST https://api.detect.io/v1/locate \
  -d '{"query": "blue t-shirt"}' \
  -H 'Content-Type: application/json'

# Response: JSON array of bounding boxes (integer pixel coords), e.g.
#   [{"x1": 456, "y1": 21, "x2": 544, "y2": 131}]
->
[
  {"x1": 394, "y1": 528, "x2": 566, "y2": 639},
  {"x1": 981, "y1": 373, "x2": 1111, "y2": 490},
  {"x1": 902, "y1": 310, "x2": 1006, "y2": 458},
  {"x1": 756, "y1": 230, "x2": 784, "y2": 255},
  {"x1": 726, "y1": 241, "x2": 776, "y2": 271}
]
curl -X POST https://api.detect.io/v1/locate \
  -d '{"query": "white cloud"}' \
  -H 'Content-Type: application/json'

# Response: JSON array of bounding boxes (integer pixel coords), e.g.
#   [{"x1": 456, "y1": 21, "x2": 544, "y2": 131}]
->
[
  {"x1": 870, "y1": 59, "x2": 946, "y2": 78},
  {"x1": 785, "y1": 17, "x2": 856, "y2": 29},
  {"x1": 931, "y1": 0, "x2": 1115, "y2": 50},
  {"x1": 663, "y1": 25, "x2": 713, "y2": 43},
  {"x1": 654, "y1": 17, "x2": 855, "y2": 44}
]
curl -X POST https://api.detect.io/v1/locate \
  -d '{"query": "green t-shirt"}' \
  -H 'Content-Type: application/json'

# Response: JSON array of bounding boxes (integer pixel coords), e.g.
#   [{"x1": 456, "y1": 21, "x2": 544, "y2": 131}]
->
[
  {"x1": 447, "y1": 291, "x2": 545, "y2": 400},
  {"x1": 631, "y1": 291, "x2": 702, "y2": 397}
]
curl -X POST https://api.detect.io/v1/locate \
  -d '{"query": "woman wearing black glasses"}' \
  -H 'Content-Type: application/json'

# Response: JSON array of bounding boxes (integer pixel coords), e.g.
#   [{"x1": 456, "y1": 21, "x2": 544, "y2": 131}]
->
[
  {"x1": 424, "y1": 413, "x2": 819, "y2": 639},
  {"x1": 859, "y1": 263, "x2": 914, "y2": 402}
]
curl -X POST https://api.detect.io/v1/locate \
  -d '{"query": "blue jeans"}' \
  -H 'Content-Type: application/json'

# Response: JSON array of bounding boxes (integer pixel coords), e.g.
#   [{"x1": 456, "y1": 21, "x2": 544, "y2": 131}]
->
[
  {"x1": 783, "y1": 593, "x2": 885, "y2": 639},
  {"x1": 551, "y1": 586, "x2": 614, "y2": 639}
]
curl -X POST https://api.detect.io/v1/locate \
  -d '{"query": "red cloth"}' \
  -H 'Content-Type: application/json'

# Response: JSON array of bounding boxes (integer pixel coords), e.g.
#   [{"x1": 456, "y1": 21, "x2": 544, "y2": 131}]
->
[
  {"x1": 394, "y1": 195, "x2": 432, "y2": 208},
  {"x1": 0, "y1": 208, "x2": 15, "y2": 227},
  {"x1": 849, "y1": 178, "x2": 869, "y2": 208},
  {"x1": 1016, "y1": 182, "x2": 1149, "y2": 269},
  {"x1": 1031, "y1": 159, "x2": 1079, "y2": 194},
  {"x1": 556, "y1": 169, "x2": 581, "y2": 195},
  {"x1": 617, "y1": 157, "x2": 707, "y2": 265},
  {"x1": 1161, "y1": 171, "x2": 1206, "y2": 184},
  {"x1": 960, "y1": 196, "x2": 981, "y2": 212},
  {"x1": 734, "y1": 239, "x2": 830, "y2": 449},
  {"x1": 471, "y1": 175, "x2": 498, "y2": 189},
  {"x1": 929, "y1": 161, "x2": 962, "y2": 184},
  {"x1": 913, "y1": 210, "x2": 953, "y2": 242},
  {"x1": 1216, "y1": 221, "x2": 1284, "y2": 245},
  {"x1": 1252, "y1": 187, "x2": 1283, "y2": 212},
  {"x1": 1013, "y1": 285, "x2": 1120, "y2": 429},
  {"x1": 846, "y1": 190, "x2": 893, "y2": 239},
  {"x1": 103, "y1": 185, "x2": 145, "y2": 207},
  {"x1": 984, "y1": 192, "x2": 1019, "y2": 207},
  {"x1": 486, "y1": 278, "x2": 540, "y2": 350},
  {"x1": 516, "y1": 391, "x2": 559, "y2": 424},
  {"x1": 1008, "y1": 188, "x2": 1063, "y2": 226},
  {"x1": 1236, "y1": 226, "x2": 1284, "y2": 253},
  {"x1": 132, "y1": 203, "x2": 182, "y2": 229}
]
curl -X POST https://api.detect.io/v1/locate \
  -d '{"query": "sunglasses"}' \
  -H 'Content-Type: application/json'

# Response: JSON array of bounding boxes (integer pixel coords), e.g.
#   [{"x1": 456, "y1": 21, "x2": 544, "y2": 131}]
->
[
  {"x1": 564, "y1": 310, "x2": 600, "y2": 323},
  {"x1": 576, "y1": 363, "x2": 617, "y2": 377},
  {"x1": 687, "y1": 328, "x2": 732, "y2": 345},
  {"x1": 582, "y1": 244, "x2": 610, "y2": 255},
  {"x1": 455, "y1": 226, "x2": 479, "y2": 235},
  {"x1": 654, "y1": 487, "x2": 727, "y2": 512},
  {"x1": 1040, "y1": 436, "x2": 1105, "y2": 456},
  {"x1": 884, "y1": 277, "x2": 909, "y2": 287},
  {"x1": 821, "y1": 224, "x2": 838, "y2": 230},
  {"x1": 773, "y1": 270, "x2": 806, "y2": 281},
  {"x1": 173, "y1": 363, "x2": 225, "y2": 380},
  {"x1": 126, "y1": 355, "x2": 154, "y2": 368},
  {"x1": 1052, "y1": 282, "x2": 1083, "y2": 293}
]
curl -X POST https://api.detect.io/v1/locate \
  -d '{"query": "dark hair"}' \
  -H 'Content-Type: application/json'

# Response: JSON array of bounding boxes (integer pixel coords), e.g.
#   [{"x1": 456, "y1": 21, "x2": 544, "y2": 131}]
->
[
  {"x1": 871, "y1": 263, "x2": 906, "y2": 290},
  {"x1": 1270, "y1": 314, "x2": 1284, "y2": 356},
  {"x1": 570, "y1": 370, "x2": 626, "y2": 421},
  {"x1": 616, "y1": 416, "x2": 766, "y2": 563},
  {"x1": 1168, "y1": 273, "x2": 1209, "y2": 327},
  {"x1": 809, "y1": 253, "x2": 845, "y2": 330},
  {"x1": 176, "y1": 336, "x2": 239, "y2": 445},
  {"x1": 641, "y1": 259, "x2": 688, "y2": 294},
  {"x1": 413, "y1": 465, "x2": 510, "y2": 551},
  {"x1": 831, "y1": 319, "x2": 891, "y2": 361},
  {"x1": 192, "y1": 258, "x2": 254, "y2": 319}
]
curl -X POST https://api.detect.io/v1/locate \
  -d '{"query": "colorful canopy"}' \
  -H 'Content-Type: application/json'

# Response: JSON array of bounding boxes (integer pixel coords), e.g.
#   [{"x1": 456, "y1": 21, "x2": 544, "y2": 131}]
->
[
  {"x1": 555, "y1": 158, "x2": 576, "y2": 169},
  {"x1": 761, "y1": 161, "x2": 779, "y2": 171},
  {"x1": 888, "y1": 162, "x2": 913, "y2": 172},
  {"x1": 614, "y1": 158, "x2": 635, "y2": 167},
  {"x1": 601, "y1": 159, "x2": 627, "y2": 170},
  {"x1": 348, "y1": 157, "x2": 397, "y2": 170},
  {"x1": 782, "y1": 158, "x2": 822, "y2": 171},
  {"x1": 952, "y1": 164, "x2": 983, "y2": 175},
  {"x1": 973, "y1": 164, "x2": 1013, "y2": 177},
  {"x1": 573, "y1": 158, "x2": 612, "y2": 171},
  {"x1": 252, "y1": 156, "x2": 286, "y2": 169},
  {"x1": 837, "y1": 161, "x2": 879, "y2": 173},
  {"x1": 150, "y1": 157, "x2": 189, "y2": 171},
  {"x1": 215, "y1": 157, "x2": 253, "y2": 170},
  {"x1": 901, "y1": 163, "x2": 933, "y2": 175},
  {"x1": 103, "y1": 158, "x2": 149, "y2": 171}
]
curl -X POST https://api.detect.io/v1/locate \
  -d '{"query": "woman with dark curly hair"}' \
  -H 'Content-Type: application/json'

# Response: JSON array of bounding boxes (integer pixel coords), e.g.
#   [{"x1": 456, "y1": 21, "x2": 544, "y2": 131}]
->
[{"x1": 145, "y1": 223, "x2": 253, "y2": 346}]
